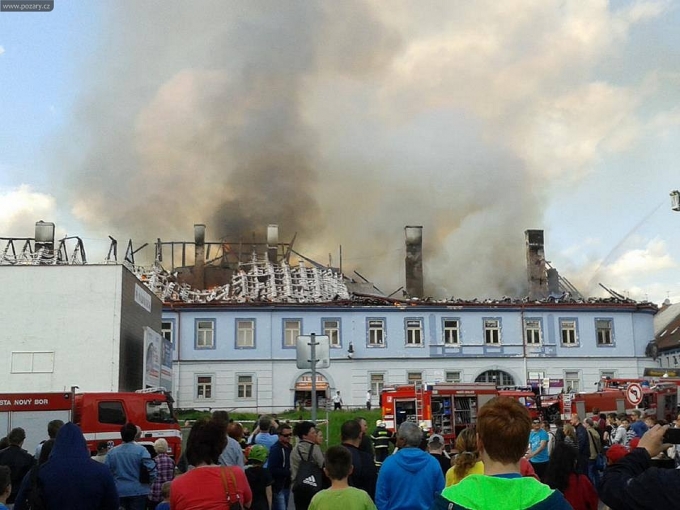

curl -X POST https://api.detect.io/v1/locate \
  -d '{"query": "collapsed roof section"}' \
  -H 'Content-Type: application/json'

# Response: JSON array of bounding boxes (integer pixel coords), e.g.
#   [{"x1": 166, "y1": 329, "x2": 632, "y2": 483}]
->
[
  {"x1": 137, "y1": 258, "x2": 350, "y2": 304},
  {"x1": 0, "y1": 221, "x2": 659, "y2": 309}
]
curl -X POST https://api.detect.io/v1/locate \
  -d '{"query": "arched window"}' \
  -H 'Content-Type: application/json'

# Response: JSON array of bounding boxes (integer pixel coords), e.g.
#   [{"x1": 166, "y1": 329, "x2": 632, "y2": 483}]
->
[{"x1": 475, "y1": 369, "x2": 514, "y2": 387}]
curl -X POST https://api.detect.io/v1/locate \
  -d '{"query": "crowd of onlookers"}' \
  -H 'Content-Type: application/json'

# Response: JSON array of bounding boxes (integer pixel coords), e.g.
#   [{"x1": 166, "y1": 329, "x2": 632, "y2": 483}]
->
[{"x1": 1, "y1": 404, "x2": 680, "y2": 509}]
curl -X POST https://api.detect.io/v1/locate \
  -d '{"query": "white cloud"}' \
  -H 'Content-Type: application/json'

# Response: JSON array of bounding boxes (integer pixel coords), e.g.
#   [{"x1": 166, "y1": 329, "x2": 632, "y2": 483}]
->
[
  {"x1": 0, "y1": 185, "x2": 57, "y2": 237},
  {"x1": 0, "y1": 46, "x2": 5, "y2": 56},
  {"x1": 558, "y1": 238, "x2": 679, "y2": 303},
  {"x1": 605, "y1": 239, "x2": 677, "y2": 276}
]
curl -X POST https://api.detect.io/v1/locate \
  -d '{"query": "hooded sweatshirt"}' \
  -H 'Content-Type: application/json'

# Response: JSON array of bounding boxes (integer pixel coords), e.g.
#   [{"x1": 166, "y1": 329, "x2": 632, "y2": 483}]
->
[
  {"x1": 15, "y1": 422, "x2": 119, "y2": 510},
  {"x1": 375, "y1": 446, "x2": 445, "y2": 510},
  {"x1": 431, "y1": 474, "x2": 573, "y2": 510}
]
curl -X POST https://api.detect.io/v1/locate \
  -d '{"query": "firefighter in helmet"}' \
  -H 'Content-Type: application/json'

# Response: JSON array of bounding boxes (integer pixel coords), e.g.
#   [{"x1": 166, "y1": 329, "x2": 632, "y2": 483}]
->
[{"x1": 371, "y1": 420, "x2": 393, "y2": 467}]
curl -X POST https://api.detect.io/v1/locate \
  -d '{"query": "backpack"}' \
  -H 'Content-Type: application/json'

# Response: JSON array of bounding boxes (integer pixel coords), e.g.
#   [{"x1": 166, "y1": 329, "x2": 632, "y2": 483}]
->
[
  {"x1": 220, "y1": 467, "x2": 243, "y2": 510},
  {"x1": 293, "y1": 444, "x2": 323, "y2": 500}
]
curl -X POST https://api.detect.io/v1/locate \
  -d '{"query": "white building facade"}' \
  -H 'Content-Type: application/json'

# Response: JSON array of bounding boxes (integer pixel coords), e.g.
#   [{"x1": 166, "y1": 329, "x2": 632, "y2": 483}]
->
[{"x1": 163, "y1": 298, "x2": 658, "y2": 412}]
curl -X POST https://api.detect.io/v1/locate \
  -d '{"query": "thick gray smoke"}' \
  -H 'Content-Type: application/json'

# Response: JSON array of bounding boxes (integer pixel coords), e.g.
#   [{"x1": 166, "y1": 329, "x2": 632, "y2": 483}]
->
[{"x1": 49, "y1": 1, "x2": 556, "y2": 298}]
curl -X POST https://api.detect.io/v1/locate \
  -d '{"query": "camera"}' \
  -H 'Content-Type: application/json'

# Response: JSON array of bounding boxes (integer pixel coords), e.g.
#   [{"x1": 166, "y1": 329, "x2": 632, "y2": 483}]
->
[{"x1": 662, "y1": 428, "x2": 680, "y2": 444}]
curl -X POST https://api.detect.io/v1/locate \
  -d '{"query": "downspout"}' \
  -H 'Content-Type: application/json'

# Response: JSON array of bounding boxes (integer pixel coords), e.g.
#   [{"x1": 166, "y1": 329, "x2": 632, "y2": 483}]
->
[
  {"x1": 521, "y1": 304, "x2": 528, "y2": 385},
  {"x1": 175, "y1": 305, "x2": 181, "y2": 406}
]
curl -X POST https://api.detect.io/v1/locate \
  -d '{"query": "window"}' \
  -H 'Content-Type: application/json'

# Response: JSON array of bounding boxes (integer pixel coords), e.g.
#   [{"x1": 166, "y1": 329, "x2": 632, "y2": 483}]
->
[
  {"x1": 445, "y1": 371, "x2": 461, "y2": 383},
  {"x1": 405, "y1": 318, "x2": 423, "y2": 345},
  {"x1": 196, "y1": 375, "x2": 213, "y2": 399},
  {"x1": 98, "y1": 401, "x2": 126, "y2": 425},
  {"x1": 560, "y1": 319, "x2": 578, "y2": 346},
  {"x1": 284, "y1": 320, "x2": 301, "y2": 347},
  {"x1": 323, "y1": 319, "x2": 341, "y2": 347},
  {"x1": 236, "y1": 319, "x2": 255, "y2": 348},
  {"x1": 10, "y1": 351, "x2": 54, "y2": 373},
  {"x1": 443, "y1": 319, "x2": 460, "y2": 345},
  {"x1": 596, "y1": 319, "x2": 613, "y2": 345},
  {"x1": 600, "y1": 370, "x2": 617, "y2": 379},
  {"x1": 195, "y1": 320, "x2": 215, "y2": 349},
  {"x1": 524, "y1": 319, "x2": 542, "y2": 345},
  {"x1": 237, "y1": 375, "x2": 253, "y2": 399},
  {"x1": 161, "y1": 321, "x2": 174, "y2": 343},
  {"x1": 407, "y1": 372, "x2": 422, "y2": 385},
  {"x1": 564, "y1": 371, "x2": 580, "y2": 393},
  {"x1": 476, "y1": 370, "x2": 515, "y2": 386},
  {"x1": 367, "y1": 319, "x2": 385, "y2": 346},
  {"x1": 483, "y1": 318, "x2": 501, "y2": 344},
  {"x1": 146, "y1": 401, "x2": 173, "y2": 423},
  {"x1": 370, "y1": 373, "x2": 385, "y2": 396}
]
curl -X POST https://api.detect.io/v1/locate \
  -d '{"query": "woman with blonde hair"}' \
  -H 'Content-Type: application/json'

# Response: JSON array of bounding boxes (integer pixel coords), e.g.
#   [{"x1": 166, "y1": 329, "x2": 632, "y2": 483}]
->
[
  {"x1": 563, "y1": 423, "x2": 579, "y2": 453},
  {"x1": 445, "y1": 428, "x2": 484, "y2": 487}
]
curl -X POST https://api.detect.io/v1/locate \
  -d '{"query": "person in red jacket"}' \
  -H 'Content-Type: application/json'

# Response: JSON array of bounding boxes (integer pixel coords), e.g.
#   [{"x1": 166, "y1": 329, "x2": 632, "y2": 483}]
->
[{"x1": 544, "y1": 442, "x2": 598, "y2": 510}]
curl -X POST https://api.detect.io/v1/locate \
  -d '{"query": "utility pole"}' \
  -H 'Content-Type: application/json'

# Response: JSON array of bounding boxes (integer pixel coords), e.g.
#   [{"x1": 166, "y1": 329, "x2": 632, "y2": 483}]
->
[{"x1": 310, "y1": 333, "x2": 318, "y2": 423}]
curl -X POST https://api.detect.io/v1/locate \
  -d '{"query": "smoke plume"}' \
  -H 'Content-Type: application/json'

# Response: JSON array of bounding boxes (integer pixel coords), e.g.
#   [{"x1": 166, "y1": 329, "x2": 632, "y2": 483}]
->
[{"x1": 47, "y1": 1, "x2": 657, "y2": 298}]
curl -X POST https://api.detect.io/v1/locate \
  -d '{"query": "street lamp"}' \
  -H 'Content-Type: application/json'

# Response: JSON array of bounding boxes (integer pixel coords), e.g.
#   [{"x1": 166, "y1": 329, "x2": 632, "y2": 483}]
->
[{"x1": 671, "y1": 190, "x2": 680, "y2": 211}]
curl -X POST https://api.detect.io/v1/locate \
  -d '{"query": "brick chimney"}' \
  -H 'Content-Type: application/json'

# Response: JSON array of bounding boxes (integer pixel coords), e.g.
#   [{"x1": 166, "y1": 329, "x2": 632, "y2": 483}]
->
[
  {"x1": 525, "y1": 229, "x2": 547, "y2": 300},
  {"x1": 194, "y1": 224, "x2": 206, "y2": 290},
  {"x1": 405, "y1": 226, "x2": 424, "y2": 298}
]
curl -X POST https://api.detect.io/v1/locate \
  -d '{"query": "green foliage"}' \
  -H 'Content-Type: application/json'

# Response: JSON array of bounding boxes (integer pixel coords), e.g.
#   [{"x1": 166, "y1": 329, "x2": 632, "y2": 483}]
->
[{"x1": 177, "y1": 408, "x2": 383, "y2": 449}]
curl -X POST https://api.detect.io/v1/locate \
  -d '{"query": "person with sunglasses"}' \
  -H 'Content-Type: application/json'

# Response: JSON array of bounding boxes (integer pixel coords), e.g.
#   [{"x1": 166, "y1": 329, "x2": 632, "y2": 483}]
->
[{"x1": 268, "y1": 423, "x2": 293, "y2": 510}]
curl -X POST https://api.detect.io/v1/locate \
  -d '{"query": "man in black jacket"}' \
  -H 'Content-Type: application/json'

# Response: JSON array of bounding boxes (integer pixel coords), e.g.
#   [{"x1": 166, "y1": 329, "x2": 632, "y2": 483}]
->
[
  {"x1": 341, "y1": 419, "x2": 377, "y2": 500},
  {"x1": 268, "y1": 423, "x2": 292, "y2": 510},
  {"x1": 0, "y1": 427, "x2": 33, "y2": 505},
  {"x1": 599, "y1": 424, "x2": 680, "y2": 510},
  {"x1": 570, "y1": 414, "x2": 589, "y2": 474}
]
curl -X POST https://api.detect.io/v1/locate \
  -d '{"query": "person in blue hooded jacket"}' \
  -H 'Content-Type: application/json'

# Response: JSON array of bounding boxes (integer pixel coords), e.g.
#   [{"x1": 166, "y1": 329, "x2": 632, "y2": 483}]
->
[
  {"x1": 375, "y1": 421, "x2": 444, "y2": 510},
  {"x1": 14, "y1": 422, "x2": 119, "y2": 510}
]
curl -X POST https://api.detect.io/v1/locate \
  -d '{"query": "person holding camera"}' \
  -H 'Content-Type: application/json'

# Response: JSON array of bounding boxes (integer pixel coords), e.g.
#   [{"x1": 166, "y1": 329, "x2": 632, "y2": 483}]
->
[{"x1": 599, "y1": 424, "x2": 680, "y2": 510}]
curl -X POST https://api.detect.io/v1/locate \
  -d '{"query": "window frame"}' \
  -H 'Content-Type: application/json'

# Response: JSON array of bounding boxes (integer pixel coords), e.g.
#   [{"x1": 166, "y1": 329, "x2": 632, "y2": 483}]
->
[
  {"x1": 564, "y1": 370, "x2": 581, "y2": 393},
  {"x1": 445, "y1": 371, "x2": 461, "y2": 383},
  {"x1": 560, "y1": 318, "x2": 579, "y2": 347},
  {"x1": 195, "y1": 319, "x2": 216, "y2": 350},
  {"x1": 524, "y1": 318, "x2": 542, "y2": 345},
  {"x1": 161, "y1": 319, "x2": 175, "y2": 344},
  {"x1": 370, "y1": 373, "x2": 385, "y2": 396},
  {"x1": 322, "y1": 318, "x2": 341, "y2": 348},
  {"x1": 404, "y1": 317, "x2": 424, "y2": 347},
  {"x1": 483, "y1": 317, "x2": 502, "y2": 345},
  {"x1": 407, "y1": 372, "x2": 423, "y2": 385},
  {"x1": 595, "y1": 318, "x2": 614, "y2": 347},
  {"x1": 442, "y1": 318, "x2": 461, "y2": 345},
  {"x1": 599, "y1": 370, "x2": 617, "y2": 379},
  {"x1": 235, "y1": 318, "x2": 256, "y2": 349},
  {"x1": 283, "y1": 319, "x2": 302, "y2": 348},
  {"x1": 196, "y1": 374, "x2": 214, "y2": 400},
  {"x1": 367, "y1": 318, "x2": 386, "y2": 347},
  {"x1": 237, "y1": 374, "x2": 254, "y2": 399}
]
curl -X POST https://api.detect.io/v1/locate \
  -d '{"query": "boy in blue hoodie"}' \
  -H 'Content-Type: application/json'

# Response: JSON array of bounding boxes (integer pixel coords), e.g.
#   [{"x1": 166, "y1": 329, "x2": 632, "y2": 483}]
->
[
  {"x1": 375, "y1": 421, "x2": 444, "y2": 510},
  {"x1": 431, "y1": 397, "x2": 572, "y2": 510}
]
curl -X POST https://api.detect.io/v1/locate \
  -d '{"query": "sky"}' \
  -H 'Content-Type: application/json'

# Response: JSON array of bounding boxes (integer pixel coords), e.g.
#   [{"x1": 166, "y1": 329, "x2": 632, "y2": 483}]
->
[{"x1": 0, "y1": 0, "x2": 679, "y2": 304}]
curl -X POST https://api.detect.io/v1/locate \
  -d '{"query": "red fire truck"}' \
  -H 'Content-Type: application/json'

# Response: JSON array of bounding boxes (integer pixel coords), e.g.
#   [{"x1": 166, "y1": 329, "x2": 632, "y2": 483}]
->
[
  {"x1": 380, "y1": 383, "x2": 543, "y2": 445},
  {"x1": 0, "y1": 388, "x2": 182, "y2": 461},
  {"x1": 560, "y1": 380, "x2": 678, "y2": 422}
]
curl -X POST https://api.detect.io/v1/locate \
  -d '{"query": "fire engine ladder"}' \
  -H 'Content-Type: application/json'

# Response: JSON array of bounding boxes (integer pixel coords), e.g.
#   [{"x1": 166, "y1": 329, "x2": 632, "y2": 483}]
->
[{"x1": 414, "y1": 383, "x2": 426, "y2": 427}]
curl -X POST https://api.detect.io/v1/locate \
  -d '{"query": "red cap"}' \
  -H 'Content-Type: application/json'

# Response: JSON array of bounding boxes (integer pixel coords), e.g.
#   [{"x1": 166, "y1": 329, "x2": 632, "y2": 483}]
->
[
  {"x1": 606, "y1": 444, "x2": 629, "y2": 464},
  {"x1": 629, "y1": 437, "x2": 640, "y2": 449}
]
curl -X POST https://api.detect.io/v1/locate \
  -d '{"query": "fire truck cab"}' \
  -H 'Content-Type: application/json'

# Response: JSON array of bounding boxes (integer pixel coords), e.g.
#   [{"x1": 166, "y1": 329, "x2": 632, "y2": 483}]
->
[{"x1": 0, "y1": 388, "x2": 182, "y2": 461}]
